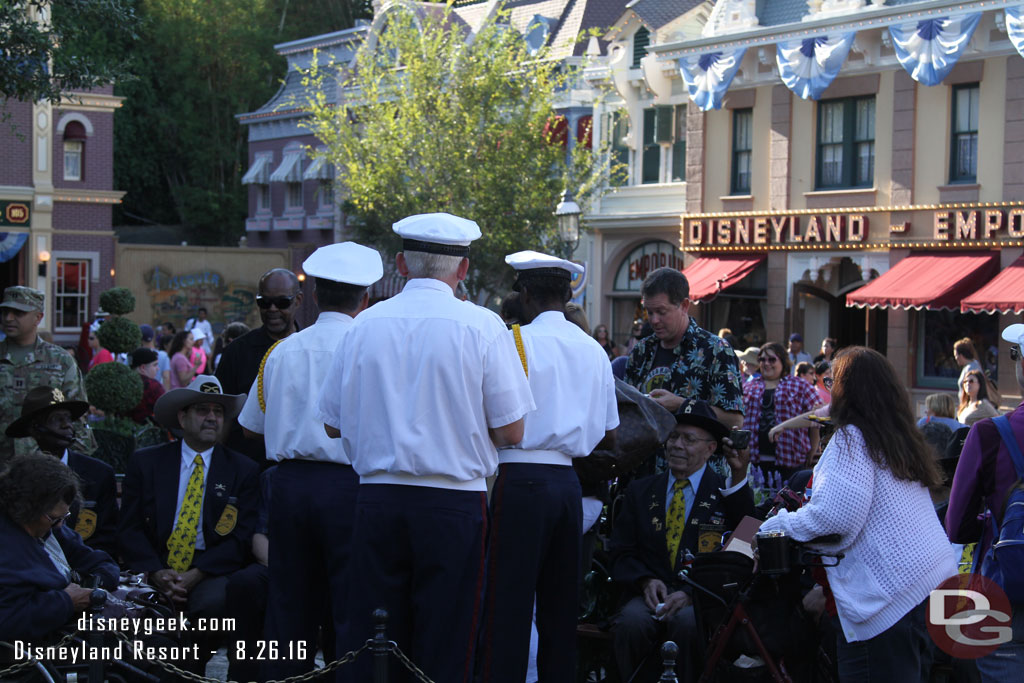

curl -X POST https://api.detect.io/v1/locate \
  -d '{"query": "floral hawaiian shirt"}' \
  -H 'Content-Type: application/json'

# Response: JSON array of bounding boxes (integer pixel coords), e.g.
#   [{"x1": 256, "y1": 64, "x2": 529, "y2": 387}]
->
[{"x1": 624, "y1": 318, "x2": 745, "y2": 414}]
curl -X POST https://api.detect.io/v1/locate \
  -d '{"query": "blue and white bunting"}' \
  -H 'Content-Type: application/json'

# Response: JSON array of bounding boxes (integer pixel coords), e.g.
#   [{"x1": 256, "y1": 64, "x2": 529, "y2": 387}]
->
[
  {"x1": 888, "y1": 14, "x2": 982, "y2": 87},
  {"x1": 1006, "y1": 6, "x2": 1024, "y2": 60},
  {"x1": 0, "y1": 233, "x2": 27, "y2": 264},
  {"x1": 678, "y1": 49, "x2": 747, "y2": 111},
  {"x1": 776, "y1": 33, "x2": 857, "y2": 101}
]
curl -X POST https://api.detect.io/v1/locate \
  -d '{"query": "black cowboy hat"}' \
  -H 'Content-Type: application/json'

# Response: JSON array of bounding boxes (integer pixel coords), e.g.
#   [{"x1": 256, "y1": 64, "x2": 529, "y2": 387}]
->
[
  {"x1": 673, "y1": 399, "x2": 730, "y2": 444},
  {"x1": 5, "y1": 386, "x2": 90, "y2": 438}
]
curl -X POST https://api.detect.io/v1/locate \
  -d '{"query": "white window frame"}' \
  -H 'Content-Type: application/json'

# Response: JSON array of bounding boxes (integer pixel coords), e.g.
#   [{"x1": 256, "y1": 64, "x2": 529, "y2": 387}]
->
[
  {"x1": 53, "y1": 256, "x2": 95, "y2": 332},
  {"x1": 63, "y1": 140, "x2": 83, "y2": 181}
]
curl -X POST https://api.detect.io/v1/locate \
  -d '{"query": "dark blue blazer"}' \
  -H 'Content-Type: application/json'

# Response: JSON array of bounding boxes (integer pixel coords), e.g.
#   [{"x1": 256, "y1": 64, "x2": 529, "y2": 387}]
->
[
  {"x1": 0, "y1": 512, "x2": 118, "y2": 641},
  {"x1": 609, "y1": 468, "x2": 754, "y2": 595},
  {"x1": 66, "y1": 450, "x2": 118, "y2": 557},
  {"x1": 117, "y1": 441, "x2": 259, "y2": 577}
]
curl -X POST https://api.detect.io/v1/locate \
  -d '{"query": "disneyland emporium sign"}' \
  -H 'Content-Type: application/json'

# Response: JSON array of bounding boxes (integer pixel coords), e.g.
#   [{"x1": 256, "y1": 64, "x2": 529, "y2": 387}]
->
[
  {"x1": 933, "y1": 209, "x2": 1024, "y2": 241},
  {"x1": 687, "y1": 213, "x2": 869, "y2": 246}
]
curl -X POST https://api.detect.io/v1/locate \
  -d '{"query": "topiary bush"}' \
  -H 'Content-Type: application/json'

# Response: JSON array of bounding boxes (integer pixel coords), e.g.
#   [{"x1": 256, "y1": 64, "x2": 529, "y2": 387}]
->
[
  {"x1": 85, "y1": 361, "x2": 143, "y2": 415},
  {"x1": 96, "y1": 316, "x2": 141, "y2": 354},
  {"x1": 99, "y1": 287, "x2": 136, "y2": 316}
]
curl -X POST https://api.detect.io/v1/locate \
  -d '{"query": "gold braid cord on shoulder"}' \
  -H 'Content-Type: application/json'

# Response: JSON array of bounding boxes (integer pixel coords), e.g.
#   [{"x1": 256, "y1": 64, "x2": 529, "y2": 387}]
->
[
  {"x1": 257, "y1": 340, "x2": 284, "y2": 413},
  {"x1": 511, "y1": 324, "x2": 528, "y2": 377}
]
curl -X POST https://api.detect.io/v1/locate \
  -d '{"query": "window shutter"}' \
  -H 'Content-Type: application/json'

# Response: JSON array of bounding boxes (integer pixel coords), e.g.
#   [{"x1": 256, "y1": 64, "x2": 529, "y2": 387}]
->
[{"x1": 632, "y1": 27, "x2": 650, "y2": 68}]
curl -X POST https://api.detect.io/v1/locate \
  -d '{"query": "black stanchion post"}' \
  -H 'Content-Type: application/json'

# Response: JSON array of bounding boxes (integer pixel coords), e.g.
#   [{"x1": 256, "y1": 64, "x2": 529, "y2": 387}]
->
[
  {"x1": 372, "y1": 608, "x2": 389, "y2": 683},
  {"x1": 659, "y1": 641, "x2": 679, "y2": 683}
]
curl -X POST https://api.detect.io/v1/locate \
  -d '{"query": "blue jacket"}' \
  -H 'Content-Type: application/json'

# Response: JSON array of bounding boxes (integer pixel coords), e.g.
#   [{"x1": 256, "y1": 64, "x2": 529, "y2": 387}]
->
[{"x1": 0, "y1": 511, "x2": 118, "y2": 641}]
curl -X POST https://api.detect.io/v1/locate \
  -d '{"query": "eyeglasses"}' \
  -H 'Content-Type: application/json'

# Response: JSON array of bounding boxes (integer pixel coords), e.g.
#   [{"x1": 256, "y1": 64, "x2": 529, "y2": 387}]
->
[
  {"x1": 256, "y1": 295, "x2": 296, "y2": 310},
  {"x1": 822, "y1": 377, "x2": 833, "y2": 389},
  {"x1": 1012, "y1": 346, "x2": 1021, "y2": 363},
  {"x1": 758, "y1": 356, "x2": 779, "y2": 365},
  {"x1": 43, "y1": 510, "x2": 71, "y2": 528},
  {"x1": 667, "y1": 432, "x2": 715, "y2": 447}
]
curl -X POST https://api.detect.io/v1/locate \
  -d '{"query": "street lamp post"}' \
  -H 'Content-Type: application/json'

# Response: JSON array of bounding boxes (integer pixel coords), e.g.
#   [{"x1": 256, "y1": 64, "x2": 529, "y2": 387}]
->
[{"x1": 554, "y1": 189, "x2": 581, "y2": 261}]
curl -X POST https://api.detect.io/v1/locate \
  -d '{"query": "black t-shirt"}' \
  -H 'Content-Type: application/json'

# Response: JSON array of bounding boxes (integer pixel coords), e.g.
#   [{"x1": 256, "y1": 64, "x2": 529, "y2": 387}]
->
[
  {"x1": 644, "y1": 344, "x2": 678, "y2": 393},
  {"x1": 758, "y1": 388, "x2": 777, "y2": 458}
]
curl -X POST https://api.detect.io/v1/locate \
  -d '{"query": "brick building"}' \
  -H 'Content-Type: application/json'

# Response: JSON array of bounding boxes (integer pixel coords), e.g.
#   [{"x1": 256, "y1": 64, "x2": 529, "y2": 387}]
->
[{"x1": 0, "y1": 86, "x2": 123, "y2": 345}]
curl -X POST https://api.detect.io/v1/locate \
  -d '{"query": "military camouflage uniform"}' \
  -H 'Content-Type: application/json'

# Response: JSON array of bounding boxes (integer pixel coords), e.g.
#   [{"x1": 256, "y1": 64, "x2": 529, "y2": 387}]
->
[{"x1": 0, "y1": 286, "x2": 94, "y2": 458}]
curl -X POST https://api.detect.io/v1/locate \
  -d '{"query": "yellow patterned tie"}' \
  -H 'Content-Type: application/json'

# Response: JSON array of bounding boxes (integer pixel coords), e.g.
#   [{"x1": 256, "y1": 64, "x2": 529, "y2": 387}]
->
[
  {"x1": 166, "y1": 454, "x2": 205, "y2": 572},
  {"x1": 665, "y1": 478, "x2": 689, "y2": 567}
]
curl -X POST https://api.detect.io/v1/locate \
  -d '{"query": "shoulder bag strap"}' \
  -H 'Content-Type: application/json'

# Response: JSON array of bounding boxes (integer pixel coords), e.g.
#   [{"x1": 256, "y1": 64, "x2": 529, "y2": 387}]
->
[
  {"x1": 511, "y1": 324, "x2": 528, "y2": 377},
  {"x1": 992, "y1": 415, "x2": 1024, "y2": 480}
]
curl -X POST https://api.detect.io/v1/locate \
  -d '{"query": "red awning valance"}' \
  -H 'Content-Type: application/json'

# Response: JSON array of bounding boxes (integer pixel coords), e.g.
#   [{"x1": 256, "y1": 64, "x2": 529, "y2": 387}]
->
[
  {"x1": 684, "y1": 255, "x2": 765, "y2": 303},
  {"x1": 961, "y1": 255, "x2": 1024, "y2": 314},
  {"x1": 846, "y1": 251, "x2": 999, "y2": 312}
]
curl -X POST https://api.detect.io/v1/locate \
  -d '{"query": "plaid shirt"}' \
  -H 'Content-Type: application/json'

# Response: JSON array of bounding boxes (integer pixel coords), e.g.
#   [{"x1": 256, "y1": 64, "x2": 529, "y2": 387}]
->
[
  {"x1": 742, "y1": 374, "x2": 819, "y2": 469},
  {"x1": 624, "y1": 318, "x2": 744, "y2": 414}
]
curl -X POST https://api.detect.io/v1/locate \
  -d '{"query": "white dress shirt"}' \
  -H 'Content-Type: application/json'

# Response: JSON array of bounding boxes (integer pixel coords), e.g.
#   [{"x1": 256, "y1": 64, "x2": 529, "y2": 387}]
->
[
  {"x1": 499, "y1": 310, "x2": 618, "y2": 466},
  {"x1": 174, "y1": 442, "x2": 213, "y2": 550},
  {"x1": 318, "y1": 278, "x2": 535, "y2": 491},
  {"x1": 240, "y1": 311, "x2": 355, "y2": 463}
]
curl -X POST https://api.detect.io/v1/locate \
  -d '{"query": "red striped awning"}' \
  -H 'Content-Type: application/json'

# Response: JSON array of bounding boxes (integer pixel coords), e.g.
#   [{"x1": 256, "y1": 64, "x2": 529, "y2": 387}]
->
[
  {"x1": 846, "y1": 251, "x2": 999, "y2": 312},
  {"x1": 961, "y1": 255, "x2": 1024, "y2": 314},
  {"x1": 684, "y1": 255, "x2": 765, "y2": 303}
]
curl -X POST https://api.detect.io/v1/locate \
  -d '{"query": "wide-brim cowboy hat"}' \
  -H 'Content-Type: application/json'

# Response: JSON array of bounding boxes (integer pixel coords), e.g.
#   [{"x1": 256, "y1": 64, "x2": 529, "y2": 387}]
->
[
  {"x1": 673, "y1": 399, "x2": 730, "y2": 445},
  {"x1": 5, "y1": 386, "x2": 90, "y2": 438},
  {"x1": 153, "y1": 375, "x2": 246, "y2": 430}
]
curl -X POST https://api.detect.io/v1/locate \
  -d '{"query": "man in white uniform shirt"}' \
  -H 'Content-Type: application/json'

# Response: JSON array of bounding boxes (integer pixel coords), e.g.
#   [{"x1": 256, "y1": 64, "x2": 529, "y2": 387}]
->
[
  {"x1": 478, "y1": 251, "x2": 619, "y2": 683},
  {"x1": 238, "y1": 242, "x2": 382, "y2": 680},
  {"x1": 318, "y1": 212, "x2": 534, "y2": 683}
]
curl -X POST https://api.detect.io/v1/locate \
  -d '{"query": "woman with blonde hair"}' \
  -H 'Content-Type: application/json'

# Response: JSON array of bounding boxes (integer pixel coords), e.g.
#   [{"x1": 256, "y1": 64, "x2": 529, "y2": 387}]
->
[
  {"x1": 916, "y1": 393, "x2": 965, "y2": 432},
  {"x1": 957, "y1": 369, "x2": 999, "y2": 426}
]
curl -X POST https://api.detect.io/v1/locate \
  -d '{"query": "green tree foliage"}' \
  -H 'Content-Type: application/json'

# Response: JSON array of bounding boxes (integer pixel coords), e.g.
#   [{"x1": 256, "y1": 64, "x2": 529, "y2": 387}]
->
[
  {"x1": 0, "y1": 0, "x2": 137, "y2": 104},
  {"x1": 300, "y1": 2, "x2": 615, "y2": 296},
  {"x1": 114, "y1": 0, "x2": 371, "y2": 244},
  {"x1": 99, "y1": 287, "x2": 136, "y2": 315},
  {"x1": 85, "y1": 361, "x2": 143, "y2": 415}
]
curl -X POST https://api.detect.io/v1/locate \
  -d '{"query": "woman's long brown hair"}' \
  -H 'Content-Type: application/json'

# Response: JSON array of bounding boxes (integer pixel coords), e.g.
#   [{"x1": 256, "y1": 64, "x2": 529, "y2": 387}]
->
[
  {"x1": 957, "y1": 368, "x2": 990, "y2": 416},
  {"x1": 829, "y1": 346, "x2": 942, "y2": 488}
]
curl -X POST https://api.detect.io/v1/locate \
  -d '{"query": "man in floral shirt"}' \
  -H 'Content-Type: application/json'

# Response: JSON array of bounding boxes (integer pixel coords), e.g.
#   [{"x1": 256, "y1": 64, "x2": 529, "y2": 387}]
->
[{"x1": 624, "y1": 268, "x2": 744, "y2": 429}]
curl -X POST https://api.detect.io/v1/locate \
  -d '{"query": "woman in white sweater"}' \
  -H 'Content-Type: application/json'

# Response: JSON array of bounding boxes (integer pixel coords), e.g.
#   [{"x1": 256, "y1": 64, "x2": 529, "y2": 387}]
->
[{"x1": 759, "y1": 346, "x2": 956, "y2": 682}]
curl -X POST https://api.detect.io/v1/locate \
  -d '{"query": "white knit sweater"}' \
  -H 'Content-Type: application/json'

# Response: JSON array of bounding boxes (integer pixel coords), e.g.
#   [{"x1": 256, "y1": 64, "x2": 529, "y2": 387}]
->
[{"x1": 759, "y1": 424, "x2": 956, "y2": 642}]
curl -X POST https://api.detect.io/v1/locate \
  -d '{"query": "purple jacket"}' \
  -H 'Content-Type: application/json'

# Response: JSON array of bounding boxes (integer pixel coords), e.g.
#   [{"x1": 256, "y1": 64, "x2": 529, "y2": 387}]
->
[{"x1": 945, "y1": 402, "x2": 1023, "y2": 555}]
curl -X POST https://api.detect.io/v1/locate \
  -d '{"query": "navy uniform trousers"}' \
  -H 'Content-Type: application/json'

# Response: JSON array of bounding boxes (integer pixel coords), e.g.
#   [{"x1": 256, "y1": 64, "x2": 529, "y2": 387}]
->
[
  {"x1": 480, "y1": 463, "x2": 582, "y2": 683},
  {"x1": 264, "y1": 460, "x2": 359, "y2": 680},
  {"x1": 342, "y1": 483, "x2": 488, "y2": 683}
]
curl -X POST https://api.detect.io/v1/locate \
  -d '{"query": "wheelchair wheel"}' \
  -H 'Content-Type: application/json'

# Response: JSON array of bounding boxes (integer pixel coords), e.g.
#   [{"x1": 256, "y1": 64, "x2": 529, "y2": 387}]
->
[{"x1": 0, "y1": 641, "x2": 60, "y2": 683}]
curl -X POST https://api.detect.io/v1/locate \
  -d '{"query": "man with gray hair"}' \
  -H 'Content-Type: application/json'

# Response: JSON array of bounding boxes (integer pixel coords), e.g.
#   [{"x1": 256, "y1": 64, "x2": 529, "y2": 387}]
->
[{"x1": 319, "y1": 212, "x2": 535, "y2": 683}]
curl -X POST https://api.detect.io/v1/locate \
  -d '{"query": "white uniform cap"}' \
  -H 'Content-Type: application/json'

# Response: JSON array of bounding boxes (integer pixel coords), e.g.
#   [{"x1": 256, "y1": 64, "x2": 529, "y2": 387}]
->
[
  {"x1": 393, "y1": 213, "x2": 482, "y2": 257},
  {"x1": 302, "y1": 242, "x2": 384, "y2": 286},
  {"x1": 505, "y1": 250, "x2": 584, "y2": 276},
  {"x1": 191, "y1": 326, "x2": 207, "y2": 342},
  {"x1": 1002, "y1": 323, "x2": 1024, "y2": 347}
]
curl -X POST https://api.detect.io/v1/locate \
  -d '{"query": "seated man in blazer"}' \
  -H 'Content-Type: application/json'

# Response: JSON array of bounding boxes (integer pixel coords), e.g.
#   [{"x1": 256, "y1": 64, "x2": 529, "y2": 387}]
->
[
  {"x1": 118, "y1": 374, "x2": 259, "y2": 675},
  {"x1": 5, "y1": 386, "x2": 118, "y2": 557},
  {"x1": 610, "y1": 400, "x2": 754, "y2": 683}
]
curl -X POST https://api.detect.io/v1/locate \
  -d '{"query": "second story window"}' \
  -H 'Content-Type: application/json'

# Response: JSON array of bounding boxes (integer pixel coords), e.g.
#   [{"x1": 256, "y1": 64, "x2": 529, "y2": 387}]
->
[
  {"x1": 632, "y1": 27, "x2": 650, "y2": 69},
  {"x1": 286, "y1": 183, "x2": 303, "y2": 209},
  {"x1": 258, "y1": 185, "x2": 271, "y2": 212},
  {"x1": 319, "y1": 181, "x2": 334, "y2": 209},
  {"x1": 816, "y1": 96, "x2": 875, "y2": 189},
  {"x1": 951, "y1": 84, "x2": 979, "y2": 182},
  {"x1": 642, "y1": 105, "x2": 685, "y2": 184},
  {"x1": 731, "y1": 108, "x2": 752, "y2": 194},
  {"x1": 63, "y1": 121, "x2": 87, "y2": 182}
]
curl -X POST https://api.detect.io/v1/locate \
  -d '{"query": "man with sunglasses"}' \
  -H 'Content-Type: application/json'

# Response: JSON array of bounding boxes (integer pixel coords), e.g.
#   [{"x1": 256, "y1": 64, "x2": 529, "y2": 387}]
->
[
  {"x1": 609, "y1": 400, "x2": 753, "y2": 682},
  {"x1": 238, "y1": 242, "x2": 383, "y2": 680},
  {"x1": 215, "y1": 268, "x2": 303, "y2": 464},
  {"x1": 947, "y1": 324, "x2": 1024, "y2": 682}
]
